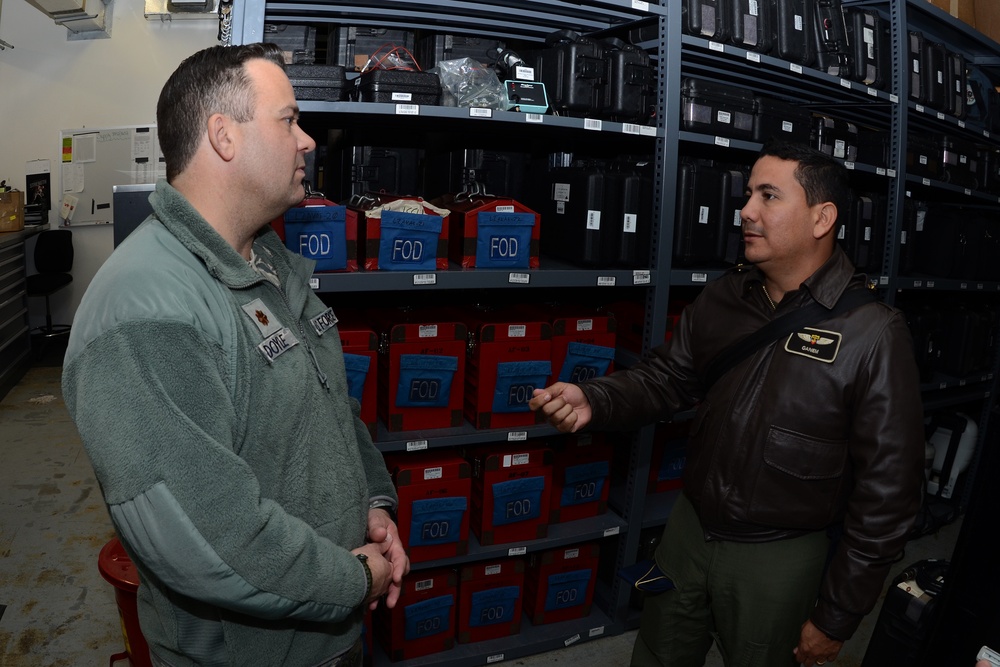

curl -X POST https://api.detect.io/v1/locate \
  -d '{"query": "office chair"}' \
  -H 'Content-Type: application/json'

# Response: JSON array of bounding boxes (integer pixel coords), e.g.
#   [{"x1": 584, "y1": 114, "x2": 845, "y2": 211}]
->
[{"x1": 26, "y1": 229, "x2": 74, "y2": 349}]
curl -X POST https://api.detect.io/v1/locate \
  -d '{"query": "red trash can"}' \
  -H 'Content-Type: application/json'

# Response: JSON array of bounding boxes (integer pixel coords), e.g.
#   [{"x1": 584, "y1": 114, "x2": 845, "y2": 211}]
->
[{"x1": 98, "y1": 537, "x2": 152, "y2": 667}]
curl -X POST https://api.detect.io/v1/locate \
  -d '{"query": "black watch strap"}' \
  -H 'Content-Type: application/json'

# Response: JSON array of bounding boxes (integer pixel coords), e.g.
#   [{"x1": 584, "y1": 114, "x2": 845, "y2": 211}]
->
[{"x1": 357, "y1": 553, "x2": 372, "y2": 600}]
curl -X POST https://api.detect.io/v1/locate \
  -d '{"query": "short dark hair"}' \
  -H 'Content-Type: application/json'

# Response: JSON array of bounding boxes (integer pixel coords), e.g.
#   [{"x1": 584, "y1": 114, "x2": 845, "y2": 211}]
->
[
  {"x1": 156, "y1": 43, "x2": 286, "y2": 182},
  {"x1": 757, "y1": 140, "x2": 852, "y2": 222}
]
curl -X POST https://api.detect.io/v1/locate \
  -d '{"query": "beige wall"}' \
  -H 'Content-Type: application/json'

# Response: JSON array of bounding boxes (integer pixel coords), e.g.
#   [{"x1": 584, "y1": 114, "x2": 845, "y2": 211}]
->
[{"x1": 0, "y1": 0, "x2": 216, "y2": 329}]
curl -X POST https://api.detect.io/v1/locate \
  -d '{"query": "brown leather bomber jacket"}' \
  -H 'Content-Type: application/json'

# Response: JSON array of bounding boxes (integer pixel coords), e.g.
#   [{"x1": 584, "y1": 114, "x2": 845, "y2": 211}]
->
[{"x1": 579, "y1": 247, "x2": 926, "y2": 641}]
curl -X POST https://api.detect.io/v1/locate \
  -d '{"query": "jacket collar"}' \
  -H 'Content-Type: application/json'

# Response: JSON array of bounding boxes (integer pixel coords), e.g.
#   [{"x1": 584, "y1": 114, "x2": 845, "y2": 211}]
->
[
  {"x1": 744, "y1": 245, "x2": 860, "y2": 309},
  {"x1": 149, "y1": 180, "x2": 315, "y2": 290}
]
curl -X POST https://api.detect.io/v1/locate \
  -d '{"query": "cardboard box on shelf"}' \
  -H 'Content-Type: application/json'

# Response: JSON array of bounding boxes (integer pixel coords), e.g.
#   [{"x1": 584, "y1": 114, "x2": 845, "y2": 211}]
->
[
  {"x1": 0, "y1": 191, "x2": 24, "y2": 233},
  {"x1": 976, "y1": 1, "x2": 1000, "y2": 45},
  {"x1": 928, "y1": 0, "x2": 977, "y2": 28}
]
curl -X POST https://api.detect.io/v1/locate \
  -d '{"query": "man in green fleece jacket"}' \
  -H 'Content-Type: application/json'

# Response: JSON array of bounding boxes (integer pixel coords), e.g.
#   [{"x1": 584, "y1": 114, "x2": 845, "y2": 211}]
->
[{"x1": 62, "y1": 44, "x2": 408, "y2": 666}]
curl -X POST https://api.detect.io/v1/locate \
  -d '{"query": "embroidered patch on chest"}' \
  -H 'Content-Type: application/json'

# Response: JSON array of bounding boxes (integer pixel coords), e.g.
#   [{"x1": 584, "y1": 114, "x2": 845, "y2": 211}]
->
[
  {"x1": 784, "y1": 327, "x2": 842, "y2": 363},
  {"x1": 241, "y1": 298, "x2": 282, "y2": 338},
  {"x1": 310, "y1": 307, "x2": 338, "y2": 336},
  {"x1": 258, "y1": 328, "x2": 300, "y2": 364}
]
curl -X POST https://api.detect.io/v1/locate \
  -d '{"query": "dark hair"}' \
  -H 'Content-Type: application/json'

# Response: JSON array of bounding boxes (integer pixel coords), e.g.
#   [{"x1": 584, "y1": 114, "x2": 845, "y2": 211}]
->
[
  {"x1": 156, "y1": 43, "x2": 286, "y2": 182},
  {"x1": 757, "y1": 140, "x2": 852, "y2": 223}
]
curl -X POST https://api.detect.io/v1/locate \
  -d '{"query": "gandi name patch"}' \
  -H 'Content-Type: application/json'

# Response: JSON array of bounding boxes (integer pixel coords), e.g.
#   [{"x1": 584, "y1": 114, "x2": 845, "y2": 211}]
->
[{"x1": 784, "y1": 327, "x2": 842, "y2": 363}]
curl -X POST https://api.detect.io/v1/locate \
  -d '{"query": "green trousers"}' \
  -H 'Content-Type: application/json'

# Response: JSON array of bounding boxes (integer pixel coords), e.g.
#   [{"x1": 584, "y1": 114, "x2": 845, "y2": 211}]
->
[{"x1": 630, "y1": 494, "x2": 831, "y2": 667}]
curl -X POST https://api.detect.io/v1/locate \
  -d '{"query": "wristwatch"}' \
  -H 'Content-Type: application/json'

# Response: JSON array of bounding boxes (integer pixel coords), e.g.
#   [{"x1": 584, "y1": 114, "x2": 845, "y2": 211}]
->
[{"x1": 357, "y1": 553, "x2": 372, "y2": 600}]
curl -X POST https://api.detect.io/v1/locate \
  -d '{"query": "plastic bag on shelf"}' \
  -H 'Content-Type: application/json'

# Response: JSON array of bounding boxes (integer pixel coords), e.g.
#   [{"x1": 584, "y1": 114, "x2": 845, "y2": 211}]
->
[{"x1": 430, "y1": 57, "x2": 505, "y2": 110}]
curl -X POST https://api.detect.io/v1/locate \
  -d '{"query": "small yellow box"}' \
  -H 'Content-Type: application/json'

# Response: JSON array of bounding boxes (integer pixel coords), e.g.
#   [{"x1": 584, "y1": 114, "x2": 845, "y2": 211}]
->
[{"x1": 0, "y1": 191, "x2": 25, "y2": 233}]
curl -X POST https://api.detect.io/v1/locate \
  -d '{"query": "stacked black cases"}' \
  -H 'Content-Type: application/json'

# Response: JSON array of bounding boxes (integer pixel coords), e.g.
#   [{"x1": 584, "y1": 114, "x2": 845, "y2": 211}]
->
[
  {"x1": 898, "y1": 198, "x2": 927, "y2": 276},
  {"x1": 602, "y1": 38, "x2": 656, "y2": 123},
  {"x1": 812, "y1": 0, "x2": 851, "y2": 78},
  {"x1": 752, "y1": 96, "x2": 813, "y2": 144},
  {"x1": 728, "y1": 0, "x2": 773, "y2": 53},
  {"x1": 767, "y1": 0, "x2": 814, "y2": 66},
  {"x1": 856, "y1": 125, "x2": 888, "y2": 167},
  {"x1": 904, "y1": 302, "x2": 943, "y2": 381},
  {"x1": 682, "y1": 0, "x2": 728, "y2": 41},
  {"x1": 532, "y1": 30, "x2": 607, "y2": 118},
  {"x1": 680, "y1": 78, "x2": 755, "y2": 141},
  {"x1": 719, "y1": 165, "x2": 749, "y2": 265},
  {"x1": 921, "y1": 40, "x2": 948, "y2": 111},
  {"x1": 844, "y1": 8, "x2": 888, "y2": 89},
  {"x1": 673, "y1": 160, "x2": 731, "y2": 267}
]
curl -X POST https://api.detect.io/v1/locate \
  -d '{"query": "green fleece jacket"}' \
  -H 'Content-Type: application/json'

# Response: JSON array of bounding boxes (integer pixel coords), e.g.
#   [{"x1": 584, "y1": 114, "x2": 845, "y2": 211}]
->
[{"x1": 63, "y1": 181, "x2": 396, "y2": 666}]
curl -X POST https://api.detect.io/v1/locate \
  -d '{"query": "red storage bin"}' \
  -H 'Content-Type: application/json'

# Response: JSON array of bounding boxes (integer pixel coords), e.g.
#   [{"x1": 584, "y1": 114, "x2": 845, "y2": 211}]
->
[
  {"x1": 386, "y1": 451, "x2": 471, "y2": 563},
  {"x1": 457, "y1": 558, "x2": 525, "y2": 644},
  {"x1": 465, "y1": 313, "x2": 552, "y2": 430},
  {"x1": 375, "y1": 567, "x2": 458, "y2": 660},
  {"x1": 350, "y1": 194, "x2": 450, "y2": 271},
  {"x1": 523, "y1": 542, "x2": 600, "y2": 625},
  {"x1": 469, "y1": 445, "x2": 553, "y2": 546},
  {"x1": 338, "y1": 325, "x2": 378, "y2": 440},
  {"x1": 548, "y1": 434, "x2": 613, "y2": 524},
  {"x1": 374, "y1": 318, "x2": 467, "y2": 432},
  {"x1": 442, "y1": 195, "x2": 541, "y2": 269},
  {"x1": 547, "y1": 311, "x2": 617, "y2": 385},
  {"x1": 271, "y1": 193, "x2": 360, "y2": 272}
]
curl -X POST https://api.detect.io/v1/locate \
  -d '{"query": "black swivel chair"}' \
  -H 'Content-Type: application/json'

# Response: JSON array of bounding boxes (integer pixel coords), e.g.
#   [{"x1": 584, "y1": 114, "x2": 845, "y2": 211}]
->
[{"x1": 26, "y1": 229, "x2": 74, "y2": 353}]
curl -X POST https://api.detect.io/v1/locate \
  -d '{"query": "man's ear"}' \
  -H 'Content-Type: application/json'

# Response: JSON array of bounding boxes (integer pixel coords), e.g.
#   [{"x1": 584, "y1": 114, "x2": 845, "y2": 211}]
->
[
  {"x1": 813, "y1": 202, "x2": 838, "y2": 240},
  {"x1": 206, "y1": 113, "x2": 236, "y2": 162}
]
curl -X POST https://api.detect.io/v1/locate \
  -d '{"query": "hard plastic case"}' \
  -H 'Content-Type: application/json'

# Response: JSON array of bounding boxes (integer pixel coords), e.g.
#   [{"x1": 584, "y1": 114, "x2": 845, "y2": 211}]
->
[
  {"x1": 673, "y1": 160, "x2": 730, "y2": 267},
  {"x1": 344, "y1": 146, "x2": 422, "y2": 198},
  {"x1": 532, "y1": 30, "x2": 607, "y2": 117},
  {"x1": 940, "y1": 136, "x2": 981, "y2": 190},
  {"x1": 945, "y1": 50, "x2": 967, "y2": 119},
  {"x1": 539, "y1": 165, "x2": 612, "y2": 266},
  {"x1": 767, "y1": 0, "x2": 814, "y2": 66},
  {"x1": 284, "y1": 64, "x2": 348, "y2": 101},
  {"x1": 906, "y1": 135, "x2": 941, "y2": 181},
  {"x1": 752, "y1": 96, "x2": 813, "y2": 144},
  {"x1": 602, "y1": 38, "x2": 656, "y2": 123},
  {"x1": 728, "y1": 0, "x2": 773, "y2": 54},
  {"x1": 812, "y1": 0, "x2": 851, "y2": 78},
  {"x1": 329, "y1": 26, "x2": 415, "y2": 71},
  {"x1": 812, "y1": 116, "x2": 859, "y2": 161},
  {"x1": 682, "y1": 0, "x2": 728, "y2": 41},
  {"x1": 680, "y1": 78, "x2": 755, "y2": 140},
  {"x1": 845, "y1": 8, "x2": 887, "y2": 89},
  {"x1": 921, "y1": 40, "x2": 948, "y2": 111},
  {"x1": 356, "y1": 69, "x2": 443, "y2": 105},
  {"x1": 908, "y1": 31, "x2": 925, "y2": 103}
]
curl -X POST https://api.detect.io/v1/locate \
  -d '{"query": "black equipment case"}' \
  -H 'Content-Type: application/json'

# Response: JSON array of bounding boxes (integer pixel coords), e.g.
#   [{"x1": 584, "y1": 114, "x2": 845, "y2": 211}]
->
[
  {"x1": 673, "y1": 160, "x2": 731, "y2": 267},
  {"x1": 812, "y1": 0, "x2": 851, "y2": 78},
  {"x1": 356, "y1": 69, "x2": 442, "y2": 105},
  {"x1": 345, "y1": 146, "x2": 423, "y2": 198},
  {"x1": 940, "y1": 136, "x2": 982, "y2": 190},
  {"x1": 945, "y1": 50, "x2": 967, "y2": 118},
  {"x1": 681, "y1": 78, "x2": 755, "y2": 140},
  {"x1": 767, "y1": 0, "x2": 814, "y2": 66},
  {"x1": 921, "y1": 39, "x2": 948, "y2": 111},
  {"x1": 844, "y1": 8, "x2": 888, "y2": 89},
  {"x1": 856, "y1": 125, "x2": 888, "y2": 167},
  {"x1": 839, "y1": 193, "x2": 885, "y2": 274},
  {"x1": 728, "y1": 0, "x2": 773, "y2": 53},
  {"x1": 604, "y1": 161, "x2": 654, "y2": 267},
  {"x1": 752, "y1": 96, "x2": 813, "y2": 144},
  {"x1": 285, "y1": 64, "x2": 349, "y2": 101},
  {"x1": 908, "y1": 31, "x2": 926, "y2": 103},
  {"x1": 906, "y1": 134, "x2": 941, "y2": 181},
  {"x1": 682, "y1": 0, "x2": 728, "y2": 41},
  {"x1": 423, "y1": 149, "x2": 531, "y2": 202},
  {"x1": 812, "y1": 116, "x2": 859, "y2": 161},
  {"x1": 602, "y1": 38, "x2": 656, "y2": 123},
  {"x1": 539, "y1": 165, "x2": 612, "y2": 266},
  {"x1": 532, "y1": 30, "x2": 608, "y2": 118}
]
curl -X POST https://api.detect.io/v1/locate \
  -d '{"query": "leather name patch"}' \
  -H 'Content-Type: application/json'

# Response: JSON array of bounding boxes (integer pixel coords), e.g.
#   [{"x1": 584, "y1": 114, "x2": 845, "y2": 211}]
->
[{"x1": 784, "y1": 327, "x2": 842, "y2": 363}]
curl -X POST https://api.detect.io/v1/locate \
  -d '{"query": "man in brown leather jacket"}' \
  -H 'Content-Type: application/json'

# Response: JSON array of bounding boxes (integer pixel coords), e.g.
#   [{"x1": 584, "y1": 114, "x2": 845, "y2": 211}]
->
[{"x1": 530, "y1": 142, "x2": 925, "y2": 667}]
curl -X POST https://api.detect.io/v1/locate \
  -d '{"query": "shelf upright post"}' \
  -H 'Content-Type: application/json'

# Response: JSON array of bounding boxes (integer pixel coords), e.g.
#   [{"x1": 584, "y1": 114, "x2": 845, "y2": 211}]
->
[
  {"x1": 606, "y1": 0, "x2": 685, "y2": 624},
  {"x1": 883, "y1": 0, "x2": 909, "y2": 306},
  {"x1": 230, "y1": 0, "x2": 266, "y2": 46}
]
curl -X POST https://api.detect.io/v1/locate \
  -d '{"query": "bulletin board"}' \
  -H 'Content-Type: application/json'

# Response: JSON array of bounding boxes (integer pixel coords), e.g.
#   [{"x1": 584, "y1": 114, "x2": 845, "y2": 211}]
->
[{"x1": 59, "y1": 125, "x2": 161, "y2": 227}]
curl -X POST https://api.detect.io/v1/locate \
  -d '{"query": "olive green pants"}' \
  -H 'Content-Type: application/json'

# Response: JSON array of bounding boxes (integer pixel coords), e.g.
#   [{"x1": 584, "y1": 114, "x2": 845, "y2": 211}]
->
[{"x1": 630, "y1": 494, "x2": 831, "y2": 667}]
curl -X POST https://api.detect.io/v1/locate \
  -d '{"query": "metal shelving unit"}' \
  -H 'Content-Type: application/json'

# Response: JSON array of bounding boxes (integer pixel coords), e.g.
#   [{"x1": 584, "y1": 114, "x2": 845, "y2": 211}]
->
[{"x1": 229, "y1": 0, "x2": 1000, "y2": 662}]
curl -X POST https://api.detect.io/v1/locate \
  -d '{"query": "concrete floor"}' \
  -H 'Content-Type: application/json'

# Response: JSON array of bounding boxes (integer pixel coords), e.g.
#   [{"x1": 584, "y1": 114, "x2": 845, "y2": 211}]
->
[{"x1": 0, "y1": 353, "x2": 964, "y2": 667}]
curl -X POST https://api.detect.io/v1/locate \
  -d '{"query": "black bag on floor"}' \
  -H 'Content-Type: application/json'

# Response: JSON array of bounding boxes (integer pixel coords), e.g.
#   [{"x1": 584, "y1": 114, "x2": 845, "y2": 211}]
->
[{"x1": 862, "y1": 560, "x2": 948, "y2": 666}]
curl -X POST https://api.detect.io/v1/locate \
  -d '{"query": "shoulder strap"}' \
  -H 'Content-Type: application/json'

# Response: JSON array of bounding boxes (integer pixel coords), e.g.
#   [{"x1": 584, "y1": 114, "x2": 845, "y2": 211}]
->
[{"x1": 702, "y1": 288, "x2": 878, "y2": 389}]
